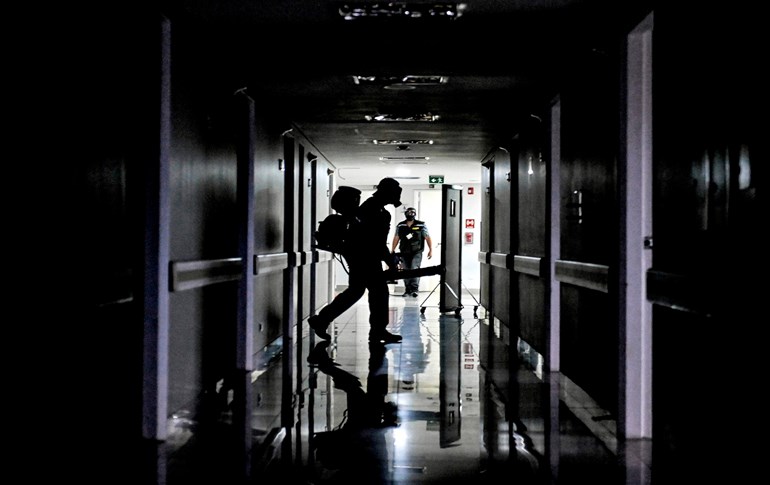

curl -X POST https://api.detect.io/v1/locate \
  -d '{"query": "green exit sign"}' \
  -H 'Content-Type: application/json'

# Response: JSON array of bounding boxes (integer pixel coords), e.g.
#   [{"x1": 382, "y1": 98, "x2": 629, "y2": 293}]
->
[{"x1": 428, "y1": 175, "x2": 445, "y2": 184}]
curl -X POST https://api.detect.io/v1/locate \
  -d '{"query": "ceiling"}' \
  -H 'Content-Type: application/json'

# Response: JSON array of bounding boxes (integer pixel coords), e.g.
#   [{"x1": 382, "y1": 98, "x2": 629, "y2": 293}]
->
[{"x1": 167, "y1": 0, "x2": 651, "y2": 186}]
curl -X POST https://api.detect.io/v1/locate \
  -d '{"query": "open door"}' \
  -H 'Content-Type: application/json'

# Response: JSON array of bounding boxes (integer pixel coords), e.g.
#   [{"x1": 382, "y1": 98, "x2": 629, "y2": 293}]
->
[{"x1": 440, "y1": 185, "x2": 463, "y2": 313}]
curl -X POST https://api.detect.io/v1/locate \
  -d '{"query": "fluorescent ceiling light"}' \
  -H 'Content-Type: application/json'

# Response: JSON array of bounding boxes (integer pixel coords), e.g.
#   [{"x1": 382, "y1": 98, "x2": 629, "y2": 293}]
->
[
  {"x1": 372, "y1": 139, "x2": 434, "y2": 145},
  {"x1": 365, "y1": 113, "x2": 440, "y2": 122},
  {"x1": 379, "y1": 156, "x2": 430, "y2": 162},
  {"x1": 353, "y1": 75, "x2": 449, "y2": 86},
  {"x1": 394, "y1": 167, "x2": 412, "y2": 176},
  {"x1": 339, "y1": 3, "x2": 466, "y2": 20}
]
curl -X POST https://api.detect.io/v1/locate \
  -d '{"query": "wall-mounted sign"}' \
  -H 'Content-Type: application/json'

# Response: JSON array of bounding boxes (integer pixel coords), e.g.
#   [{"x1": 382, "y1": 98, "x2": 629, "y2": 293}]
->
[
  {"x1": 428, "y1": 175, "x2": 445, "y2": 184},
  {"x1": 465, "y1": 219, "x2": 475, "y2": 228},
  {"x1": 465, "y1": 232, "x2": 474, "y2": 244},
  {"x1": 467, "y1": 187, "x2": 474, "y2": 195}
]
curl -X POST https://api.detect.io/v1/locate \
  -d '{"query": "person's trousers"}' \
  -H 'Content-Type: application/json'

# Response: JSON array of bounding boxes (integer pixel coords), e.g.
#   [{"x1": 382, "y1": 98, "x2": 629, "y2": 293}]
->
[
  {"x1": 316, "y1": 273, "x2": 365, "y2": 326},
  {"x1": 400, "y1": 251, "x2": 423, "y2": 293},
  {"x1": 316, "y1": 258, "x2": 390, "y2": 334}
]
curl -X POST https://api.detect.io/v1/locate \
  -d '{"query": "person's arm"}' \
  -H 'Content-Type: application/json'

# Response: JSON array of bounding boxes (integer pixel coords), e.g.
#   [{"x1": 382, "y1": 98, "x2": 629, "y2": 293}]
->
[
  {"x1": 391, "y1": 234, "x2": 400, "y2": 253},
  {"x1": 384, "y1": 244, "x2": 399, "y2": 269},
  {"x1": 422, "y1": 225, "x2": 433, "y2": 259}
]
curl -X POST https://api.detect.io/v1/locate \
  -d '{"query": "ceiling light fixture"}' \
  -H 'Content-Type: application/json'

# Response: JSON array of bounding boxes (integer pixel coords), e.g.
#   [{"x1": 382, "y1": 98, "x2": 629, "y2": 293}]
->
[
  {"x1": 395, "y1": 167, "x2": 411, "y2": 176},
  {"x1": 365, "y1": 113, "x2": 440, "y2": 122},
  {"x1": 372, "y1": 139, "x2": 434, "y2": 145},
  {"x1": 339, "y1": 3, "x2": 466, "y2": 21},
  {"x1": 383, "y1": 84, "x2": 417, "y2": 91},
  {"x1": 379, "y1": 156, "x2": 431, "y2": 161},
  {"x1": 352, "y1": 75, "x2": 449, "y2": 86}
]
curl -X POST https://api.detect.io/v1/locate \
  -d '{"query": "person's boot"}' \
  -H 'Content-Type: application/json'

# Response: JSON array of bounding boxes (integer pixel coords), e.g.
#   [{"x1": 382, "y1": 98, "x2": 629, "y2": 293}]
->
[
  {"x1": 307, "y1": 341, "x2": 337, "y2": 367},
  {"x1": 309, "y1": 315, "x2": 331, "y2": 340},
  {"x1": 369, "y1": 329, "x2": 402, "y2": 344}
]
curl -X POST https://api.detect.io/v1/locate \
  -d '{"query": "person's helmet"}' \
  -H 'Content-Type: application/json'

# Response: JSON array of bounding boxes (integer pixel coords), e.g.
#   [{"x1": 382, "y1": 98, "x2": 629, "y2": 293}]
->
[{"x1": 376, "y1": 177, "x2": 402, "y2": 207}]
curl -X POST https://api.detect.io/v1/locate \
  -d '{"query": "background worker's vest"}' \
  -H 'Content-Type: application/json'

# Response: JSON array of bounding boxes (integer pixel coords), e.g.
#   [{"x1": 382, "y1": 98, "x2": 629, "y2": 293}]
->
[{"x1": 396, "y1": 220, "x2": 426, "y2": 254}]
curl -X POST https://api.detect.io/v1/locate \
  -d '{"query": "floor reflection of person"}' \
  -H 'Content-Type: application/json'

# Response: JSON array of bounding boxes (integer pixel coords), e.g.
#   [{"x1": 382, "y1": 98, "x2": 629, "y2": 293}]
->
[
  {"x1": 394, "y1": 307, "x2": 430, "y2": 391},
  {"x1": 308, "y1": 341, "x2": 397, "y2": 484}
]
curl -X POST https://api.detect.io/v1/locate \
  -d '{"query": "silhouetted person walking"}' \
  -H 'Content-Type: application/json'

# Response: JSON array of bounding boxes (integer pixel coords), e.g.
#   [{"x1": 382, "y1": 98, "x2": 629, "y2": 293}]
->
[{"x1": 310, "y1": 177, "x2": 404, "y2": 344}]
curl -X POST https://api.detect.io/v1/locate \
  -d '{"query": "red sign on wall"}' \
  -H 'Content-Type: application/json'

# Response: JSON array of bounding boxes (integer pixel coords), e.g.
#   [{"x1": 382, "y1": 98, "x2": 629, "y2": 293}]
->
[
  {"x1": 465, "y1": 232, "x2": 474, "y2": 244},
  {"x1": 467, "y1": 187, "x2": 475, "y2": 195},
  {"x1": 465, "y1": 218, "x2": 475, "y2": 228}
]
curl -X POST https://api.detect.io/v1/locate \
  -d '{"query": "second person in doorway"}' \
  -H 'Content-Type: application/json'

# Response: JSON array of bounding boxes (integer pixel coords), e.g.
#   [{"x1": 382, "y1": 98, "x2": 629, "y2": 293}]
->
[{"x1": 391, "y1": 207, "x2": 433, "y2": 297}]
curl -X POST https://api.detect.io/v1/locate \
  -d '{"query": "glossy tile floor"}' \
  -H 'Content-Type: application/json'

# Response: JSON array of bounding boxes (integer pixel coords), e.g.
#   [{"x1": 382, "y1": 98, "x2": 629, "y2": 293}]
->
[
  {"x1": 292, "y1": 284, "x2": 636, "y2": 485},
  {"x1": 83, "y1": 281, "x2": 742, "y2": 485},
  {"x1": 140, "y1": 282, "x2": 664, "y2": 485}
]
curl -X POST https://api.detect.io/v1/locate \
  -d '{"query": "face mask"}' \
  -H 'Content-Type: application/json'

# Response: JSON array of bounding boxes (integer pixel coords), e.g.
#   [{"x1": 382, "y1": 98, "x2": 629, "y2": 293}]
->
[
  {"x1": 405, "y1": 212, "x2": 416, "y2": 220},
  {"x1": 392, "y1": 189, "x2": 403, "y2": 207}
]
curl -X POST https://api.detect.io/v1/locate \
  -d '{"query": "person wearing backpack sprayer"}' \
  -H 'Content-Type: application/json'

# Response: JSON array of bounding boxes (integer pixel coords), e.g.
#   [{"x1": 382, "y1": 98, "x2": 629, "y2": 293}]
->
[{"x1": 310, "y1": 179, "x2": 404, "y2": 344}]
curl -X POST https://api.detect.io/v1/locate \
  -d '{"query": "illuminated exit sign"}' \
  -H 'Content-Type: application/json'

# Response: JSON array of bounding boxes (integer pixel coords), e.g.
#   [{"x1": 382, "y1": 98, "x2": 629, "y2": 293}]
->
[{"x1": 428, "y1": 175, "x2": 445, "y2": 183}]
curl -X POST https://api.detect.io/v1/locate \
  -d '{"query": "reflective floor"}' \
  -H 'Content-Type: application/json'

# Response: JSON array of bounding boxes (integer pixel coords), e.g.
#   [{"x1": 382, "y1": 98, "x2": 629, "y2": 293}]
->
[
  {"x1": 303, "y1": 288, "x2": 489, "y2": 484},
  {"x1": 128, "y1": 283, "x2": 661, "y2": 485},
  {"x1": 67, "y1": 281, "x2": 749, "y2": 484},
  {"x1": 293, "y1": 284, "x2": 638, "y2": 484}
]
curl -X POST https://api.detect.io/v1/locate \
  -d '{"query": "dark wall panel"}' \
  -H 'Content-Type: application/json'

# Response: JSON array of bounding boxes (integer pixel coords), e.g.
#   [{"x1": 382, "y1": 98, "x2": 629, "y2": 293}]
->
[
  {"x1": 559, "y1": 285, "x2": 616, "y2": 415},
  {"x1": 651, "y1": 305, "x2": 715, "y2": 481},
  {"x1": 556, "y1": 40, "x2": 620, "y2": 419},
  {"x1": 654, "y1": 4, "x2": 764, "y2": 288},
  {"x1": 251, "y1": 349, "x2": 285, "y2": 439},
  {"x1": 492, "y1": 151, "x2": 513, "y2": 256},
  {"x1": 517, "y1": 274, "x2": 546, "y2": 354},
  {"x1": 491, "y1": 151, "x2": 512, "y2": 327},
  {"x1": 254, "y1": 271, "x2": 285, "y2": 353},
  {"x1": 62, "y1": 14, "x2": 162, "y2": 452},
  {"x1": 517, "y1": 122, "x2": 547, "y2": 257},
  {"x1": 479, "y1": 159, "x2": 493, "y2": 308},
  {"x1": 487, "y1": 317, "x2": 513, "y2": 412},
  {"x1": 168, "y1": 283, "x2": 237, "y2": 415},
  {"x1": 253, "y1": 116, "x2": 288, "y2": 352},
  {"x1": 297, "y1": 143, "x2": 312, "y2": 322},
  {"x1": 515, "y1": 114, "x2": 548, "y2": 356},
  {"x1": 253, "y1": 124, "x2": 287, "y2": 255},
  {"x1": 559, "y1": 58, "x2": 619, "y2": 265},
  {"x1": 649, "y1": 6, "x2": 765, "y2": 478},
  {"x1": 166, "y1": 19, "x2": 241, "y2": 419},
  {"x1": 313, "y1": 160, "x2": 332, "y2": 312}
]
